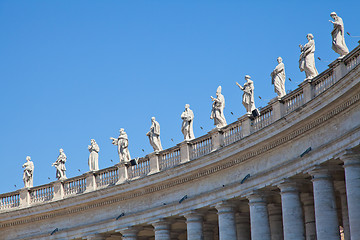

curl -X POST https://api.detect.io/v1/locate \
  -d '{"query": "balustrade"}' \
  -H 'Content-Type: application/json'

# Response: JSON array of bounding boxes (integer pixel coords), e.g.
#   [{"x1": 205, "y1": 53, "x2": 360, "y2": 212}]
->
[
  {"x1": 313, "y1": 70, "x2": 336, "y2": 97},
  {"x1": 159, "y1": 147, "x2": 181, "y2": 171},
  {"x1": 128, "y1": 157, "x2": 151, "y2": 179},
  {"x1": 190, "y1": 135, "x2": 212, "y2": 160},
  {"x1": 96, "y1": 167, "x2": 119, "y2": 187},
  {"x1": 64, "y1": 176, "x2": 87, "y2": 196},
  {"x1": 29, "y1": 184, "x2": 54, "y2": 203},
  {"x1": 0, "y1": 192, "x2": 20, "y2": 209},
  {"x1": 252, "y1": 106, "x2": 273, "y2": 132},
  {"x1": 223, "y1": 121, "x2": 243, "y2": 146},
  {"x1": 344, "y1": 50, "x2": 360, "y2": 72},
  {"x1": 283, "y1": 89, "x2": 304, "y2": 114}
]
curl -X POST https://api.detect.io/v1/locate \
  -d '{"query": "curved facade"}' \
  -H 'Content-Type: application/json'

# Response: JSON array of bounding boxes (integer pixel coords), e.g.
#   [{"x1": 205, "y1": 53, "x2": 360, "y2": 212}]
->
[{"x1": 1, "y1": 43, "x2": 360, "y2": 240}]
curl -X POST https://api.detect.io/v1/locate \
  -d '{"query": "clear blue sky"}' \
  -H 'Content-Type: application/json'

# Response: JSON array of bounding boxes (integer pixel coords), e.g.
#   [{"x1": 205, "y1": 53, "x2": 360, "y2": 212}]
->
[{"x1": 0, "y1": 1, "x2": 359, "y2": 194}]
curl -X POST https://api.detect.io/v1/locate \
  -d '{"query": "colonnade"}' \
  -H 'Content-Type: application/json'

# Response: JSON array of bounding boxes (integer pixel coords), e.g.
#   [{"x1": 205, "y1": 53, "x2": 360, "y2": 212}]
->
[{"x1": 81, "y1": 152, "x2": 360, "y2": 240}]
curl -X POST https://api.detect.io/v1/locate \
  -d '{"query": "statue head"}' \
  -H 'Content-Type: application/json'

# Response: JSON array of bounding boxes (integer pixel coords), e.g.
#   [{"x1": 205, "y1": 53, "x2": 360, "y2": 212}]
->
[
  {"x1": 185, "y1": 104, "x2": 190, "y2": 109},
  {"x1": 216, "y1": 86, "x2": 222, "y2": 96},
  {"x1": 151, "y1": 117, "x2": 156, "y2": 122},
  {"x1": 277, "y1": 57, "x2": 283, "y2": 63},
  {"x1": 59, "y1": 148, "x2": 63, "y2": 153},
  {"x1": 91, "y1": 139, "x2": 95, "y2": 144},
  {"x1": 26, "y1": 156, "x2": 31, "y2": 161},
  {"x1": 119, "y1": 128, "x2": 124, "y2": 133},
  {"x1": 306, "y1": 33, "x2": 314, "y2": 41},
  {"x1": 330, "y1": 12, "x2": 337, "y2": 20},
  {"x1": 245, "y1": 75, "x2": 251, "y2": 81}
]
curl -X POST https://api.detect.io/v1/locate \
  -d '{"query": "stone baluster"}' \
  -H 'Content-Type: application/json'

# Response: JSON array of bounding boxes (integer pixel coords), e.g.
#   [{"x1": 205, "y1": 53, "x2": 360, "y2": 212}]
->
[
  {"x1": 247, "y1": 193, "x2": 271, "y2": 240},
  {"x1": 334, "y1": 181, "x2": 350, "y2": 240},
  {"x1": 267, "y1": 203, "x2": 283, "y2": 240},
  {"x1": 309, "y1": 166, "x2": 340, "y2": 240},
  {"x1": 148, "y1": 152, "x2": 160, "y2": 175},
  {"x1": 153, "y1": 219, "x2": 171, "y2": 240},
  {"x1": 278, "y1": 181, "x2": 305, "y2": 240},
  {"x1": 184, "y1": 211, "x2": 204, "y2": 240},
  {"x1": 341, "y1": 152, "x2": 360, "y2": 240},
  {"x1": 300, "y1": 192, "x2": 317, "y2": 240},
  {"x1": 215, "y1": 201, "x2": 237, "y2": 240},
  {"x1": 116, "y1": 163, "x2": 128, "y2": 184},
  {"x1": 203, "y1": 222, "x2": 215, "y2": 240},
  {"x1": 235, "y1": 212, "x2": 251, "y2": 240},
  {"x1": 179, "y1": 141, "x2": 191, "y2": 164}
]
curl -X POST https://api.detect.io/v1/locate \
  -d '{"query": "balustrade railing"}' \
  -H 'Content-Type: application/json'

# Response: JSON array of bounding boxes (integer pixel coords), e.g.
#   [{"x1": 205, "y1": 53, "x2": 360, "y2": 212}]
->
[
  {"x1": 0, "y1": 192, "x2": 20, "y2": 210},
  {"x1": 223, "y1": 121, "x2": 243, "y2": 146},
  {"x1": 252, "y1": 106, "x2": 273, "y2": 132},
  {"x1": 96, "y1": 166, "x2": 119, "y2": 187},
  {"x1": 344, "y1": 50, "x2": 360, "y2": 72},
  {"x1": 283, "y1": 88, "x2": 304, "y2": 114},
  {"x1": 64, "y1": 176, "x2": 86, "y2": 196},
  {"x1": 30, "y1": 184, "x2": 54, "y2": 203},
  {"x1": 313, "y1": 70, "x2": 336, "y2": 97},
  {"x1": 190, "y1": 135, "x2": 212, "y2": 160},
  {"x1": 128, "y1": 157, "x2": 151, "y2": 179},
  {"x1": 159, "y1": 147, "x2": 181, "y2": 171}
]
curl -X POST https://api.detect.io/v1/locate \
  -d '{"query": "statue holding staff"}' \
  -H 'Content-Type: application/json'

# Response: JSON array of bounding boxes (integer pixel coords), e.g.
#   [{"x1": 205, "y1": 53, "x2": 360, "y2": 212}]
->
[
  {"x1": 22, "y1": 156, "x2": 34, "y2": 188},
  {"x1": 181, "y1": 104, "x2": 195, "y2": 141},
  {"x1": 88, "y1": 139, "x2": 100, "y2": 171},
  {"x1": 236, "y1": 75, "x2": 256, "y2": 114},
  {"x1": 271, "y1": 57, "x2": 286, "y2": 98},
  {"x1": 110, "y1": 128, "x2": 131, "y2": 163},
  {"x1": 299, "y1": 33, "x2": 318, "y2": 80},
  {"x1": 210, "y1": 86, "x2": 227, "y2": 128},
  {"x1": 329, "y1": 12, "x2": 349, "y2": 57},
  {"x1": 146, "y1": 117, "x2": 163, "y2": 152},
  {"x1": 52, "y1": 149, "x2": 67, "y2": 180}
]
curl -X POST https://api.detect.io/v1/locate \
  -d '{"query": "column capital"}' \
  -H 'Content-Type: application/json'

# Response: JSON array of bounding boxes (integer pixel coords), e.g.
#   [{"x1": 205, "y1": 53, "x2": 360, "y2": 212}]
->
[
  {"x1": 277, "y1": 179, "x2": 303, "y2": 193},
  {"x1": 184, "y1": 210, "x2": 203, "y2": 222},
  {"x1": 117, "y1": 227, "x2": 139, "y2": 237},
  {"x1": 152, "y1": 219, "x2": 171, "y2": 230},
  {"x1": 215, "y1": 201, "x2": 236, "y2": 213},
  {"x1": 82, "y1": 233, "x2": 106, "y2": 240},
  {"x1": 246, "y1": 190, "x2": 270, "y2": 204},
  {"x1": 339, "y1": 150, "x2": 360, "y2": 166}
]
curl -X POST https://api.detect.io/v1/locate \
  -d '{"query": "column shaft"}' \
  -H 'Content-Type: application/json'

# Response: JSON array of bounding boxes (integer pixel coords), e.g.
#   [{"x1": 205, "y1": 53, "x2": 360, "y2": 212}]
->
[
  {"x1": 279, "y1": 182, "x2": 305, "y2": 240},
  {"x1": 310, "y1": 168, "x2": 340, "y2": 240},
  {"x1": 216, "y1": 202, "x2": 237, "y2": 240},
  {"x1": 248, "y1": 194, "x2": 271, "y2": 240},
  {"x1": 185, "y1": 212, "x2": 204, "y2": 240},
  {"x1": 153, "y1": 220, "x2": 171, "y2": 240},
  {"x1": 235, "y1": 212, "x2": 250, "y2": 240},
  {"x1": 300, "y1": 193, "x2": 317, "y2": 240},
  {"x1": 267, "y1": 203, "x2": 284, "y2": 240}
]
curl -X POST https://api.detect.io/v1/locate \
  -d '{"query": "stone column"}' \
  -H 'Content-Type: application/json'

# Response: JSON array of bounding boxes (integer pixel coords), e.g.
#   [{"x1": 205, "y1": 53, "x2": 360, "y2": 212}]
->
[
  {"x1": 267, "y1": 203, "x2": 283, "y2": 240},
  {"x1": 215, "y1": 201, "x2": 237, "y2": 240},
  {"x1": 185, "y1": 211, "x2": 204, "y2": 240},
  {"x1": 235, "y1": 212, "x2": 250, "y2": 240},
  {"x1": 300, "y1": 193, "x2": 317, "y2": 240},
  {"x1": 278, "y1": 181, "x2": 305, "y2": 240},
  {"x1": 247, "y1": 193, "x2": 271, "y2": 240},
  {"x1": 119, "y1": 227, "x2": 138, "y2": 240},
  {"x1": 310, "y1": 167, "x2": 340, "y2": 240},
  {"x1": 341, "y1": 152, "x2": 360, "y2": 240},
  {"x1": 334, "y1": 181, "x2": 350, "y2": 240},
  {"x1": 153, "y1": 220, "x2": 171, "y2": 240}
]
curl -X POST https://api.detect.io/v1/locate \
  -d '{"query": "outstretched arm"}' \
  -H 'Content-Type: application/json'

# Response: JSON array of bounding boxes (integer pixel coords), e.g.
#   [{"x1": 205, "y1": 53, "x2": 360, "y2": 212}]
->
[{"x1": 236, "y1": 82, "x2": 244, "y2": 90}]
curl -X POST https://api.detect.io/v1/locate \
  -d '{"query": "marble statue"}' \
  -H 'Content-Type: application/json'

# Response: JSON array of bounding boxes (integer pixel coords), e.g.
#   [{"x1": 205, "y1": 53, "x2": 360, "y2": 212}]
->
[
  {"x1": 88, "y1": 139, "x2": 99, "y2": 171},
  {"x1": 146, "y1": 117, "x2": 163, "y2": 152},
  {"x1": 299, "y1": 34, "x2": 318, "y2": 80},
  {"x1": 22, "y1": 156, "x2": 34, "y2": 188},
  {"x1": 181, "y1": 104, "x2": 195, "y2": 141},
  {"x1": 236, "y1": 75, "x2": 256, "y2": 114},
  {"x1": 271, "y1": 57, "x2": 286, "y2": 98},
  {"x1": 52, "y1": 149, "x2": 67, "y2": 180},
  {"x1": 210, "y1": 86, "x2": 227, "y2": 128},
  {"x1": 330, "y1": 12, "x2": 349, "y2": 57},
  {"x1": 110, "y1": 128, "x2": 131, "y2": 163}
]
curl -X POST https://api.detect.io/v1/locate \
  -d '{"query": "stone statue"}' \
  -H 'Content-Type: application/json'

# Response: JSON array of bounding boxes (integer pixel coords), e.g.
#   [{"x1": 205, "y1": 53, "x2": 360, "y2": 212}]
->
[
  {"x1": 299, "y1": 34, "x2": 318, "y2": 80},
  {"x1": 146, "y1": 117, "x2": 163, "y2": 152},
  {"x1": 22, "y1": 156, "x2": 34, "y2": 188},
  {"x1": 271, "y1": 57, "x2": 286, "y2": 98},
  {"x1": 52, "y1": 149, "x2": 67, "y2": 180},
  {"x1": 110, "y1": 128, "x2": 131, "y2": 163},
  {"x1": 329, "y1": 12, "x2": 349, "y2": 57},
  {"x1": 210, "y1": 86, "x2": 227, "y2": 128},
  {"x1": 181, "y1": 104, "x2": 195, "y2": 141},
  {"x1": 88, "y1": 139, "x2": 99, "y2": 171},
  {"x1": 236, "y1": 75, "x2": 256, "y2": 114}
]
